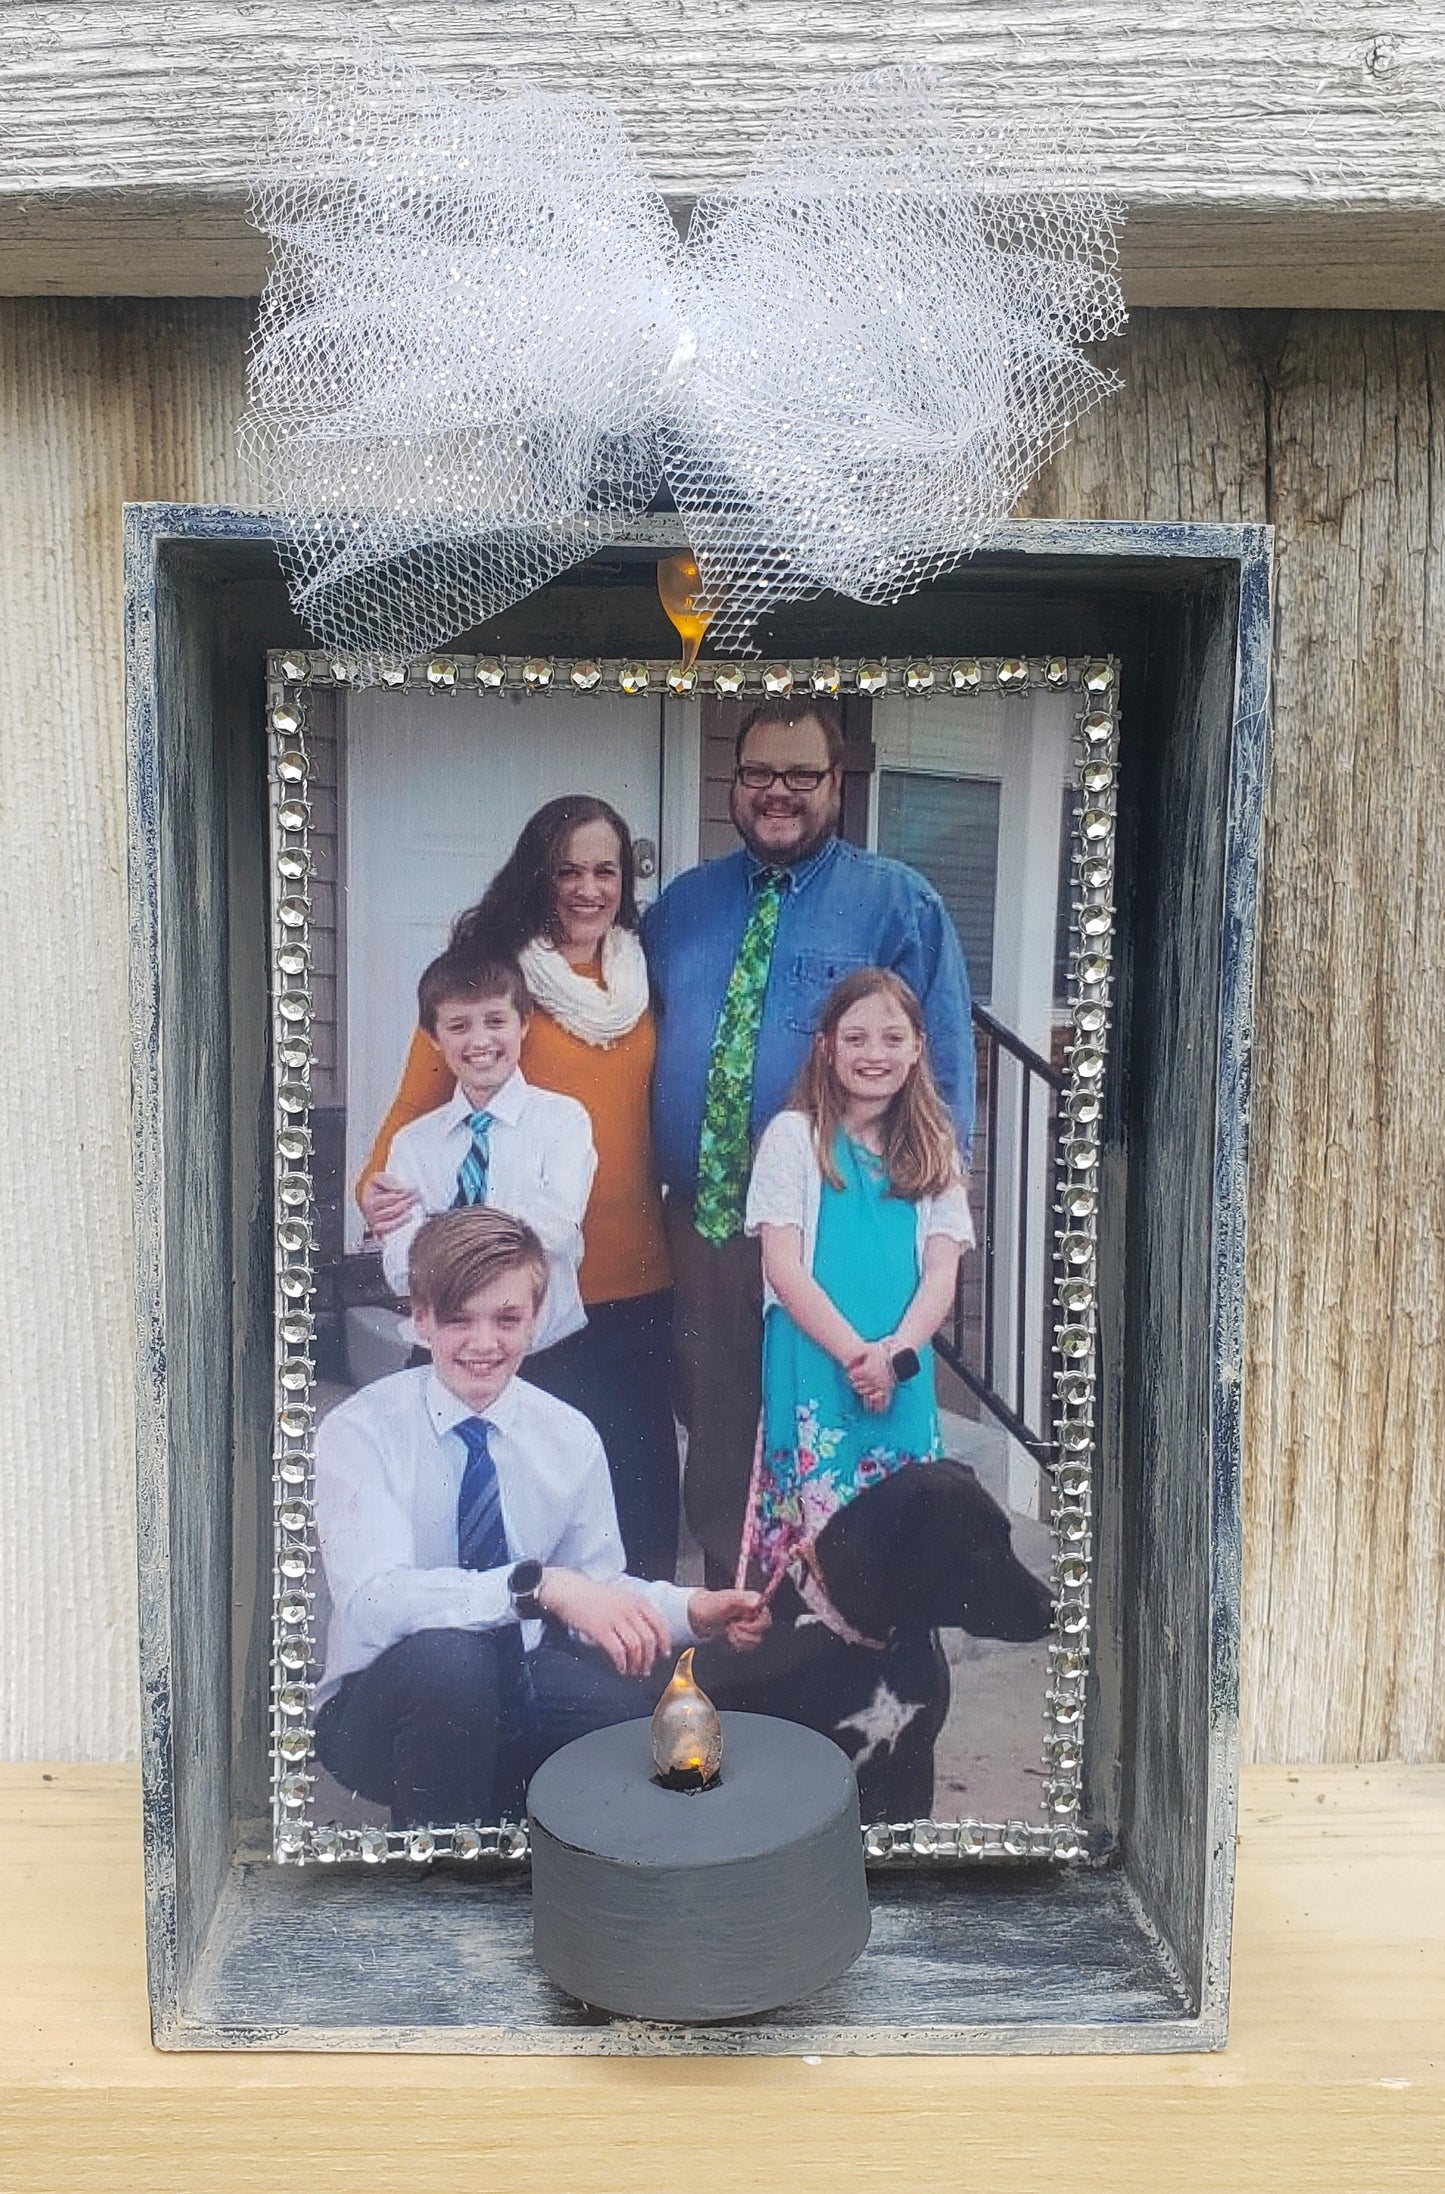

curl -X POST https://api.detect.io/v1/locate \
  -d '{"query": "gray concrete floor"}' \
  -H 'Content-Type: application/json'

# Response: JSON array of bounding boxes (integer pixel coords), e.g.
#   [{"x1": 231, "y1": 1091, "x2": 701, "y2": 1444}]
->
[{"x1": 929, "y1": 1412, "x2": 1054, "y2": 1824}]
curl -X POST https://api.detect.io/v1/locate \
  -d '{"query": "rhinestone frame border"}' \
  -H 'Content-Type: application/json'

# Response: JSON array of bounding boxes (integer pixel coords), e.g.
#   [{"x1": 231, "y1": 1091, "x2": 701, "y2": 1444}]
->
[{"x1": 267, "y1": 649, "x2": 1119, "y2": 1866}]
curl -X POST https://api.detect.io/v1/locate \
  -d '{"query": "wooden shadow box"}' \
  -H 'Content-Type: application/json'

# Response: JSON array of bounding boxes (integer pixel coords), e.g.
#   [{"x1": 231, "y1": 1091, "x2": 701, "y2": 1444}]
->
[{"x1": 125, "y1": 505, "x2": 1270, "y2": 2053}]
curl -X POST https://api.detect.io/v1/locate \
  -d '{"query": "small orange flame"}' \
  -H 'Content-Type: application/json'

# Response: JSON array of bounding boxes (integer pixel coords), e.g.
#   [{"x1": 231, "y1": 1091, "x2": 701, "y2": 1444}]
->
[
  {"x1": 650, "y1": 1647, "x2": 723, "y2": 1789},
  {"x1": 656, "y1": 550, "x2": 714, "y2": 675}
]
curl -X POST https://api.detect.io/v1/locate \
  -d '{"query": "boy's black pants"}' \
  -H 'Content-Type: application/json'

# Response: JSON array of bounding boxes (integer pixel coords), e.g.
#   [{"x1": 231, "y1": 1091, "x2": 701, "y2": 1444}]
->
[{"x1": 314, "y1": 1625, "x2": 655, "y2": 1827}]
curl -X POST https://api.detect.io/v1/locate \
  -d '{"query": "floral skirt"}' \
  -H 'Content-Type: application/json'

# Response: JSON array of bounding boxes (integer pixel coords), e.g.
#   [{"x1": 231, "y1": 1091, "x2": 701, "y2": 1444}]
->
[{"x1": 744, "y1": 1302, "x2": 943, "y2": 1582}]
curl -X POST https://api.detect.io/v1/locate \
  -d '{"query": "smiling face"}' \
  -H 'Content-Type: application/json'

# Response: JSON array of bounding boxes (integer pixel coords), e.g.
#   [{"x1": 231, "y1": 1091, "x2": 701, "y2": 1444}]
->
[
  {"x1": 828, "y1": 988, "x2": 925, "y2": 1109},
  {"x1": 550, "y1": 817, "x2": 625, "y2": 961},
  {"x1": 429, "y1": 991, "x2": 528, "y2": 1108},
  {"x1": 413, "y1": 1263, "x2": 543, "y2": 1412},
  {"x1": 730, "y1": 711, "x2": 842, "y2": 867}
]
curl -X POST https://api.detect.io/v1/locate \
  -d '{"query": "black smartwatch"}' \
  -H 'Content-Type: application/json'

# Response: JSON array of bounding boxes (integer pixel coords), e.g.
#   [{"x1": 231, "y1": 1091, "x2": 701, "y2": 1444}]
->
[
  {"x1": 507, "y1": 1558, "x2": 545, "y2": 1622},
  {"x1": 890, "y1": 1345, "x2": 921, "y2": 1383}
]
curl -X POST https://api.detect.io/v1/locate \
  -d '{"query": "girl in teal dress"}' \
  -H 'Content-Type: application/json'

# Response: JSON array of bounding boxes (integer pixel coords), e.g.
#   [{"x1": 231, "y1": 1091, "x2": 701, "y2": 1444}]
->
[{"x1": 740, "y1": 968, "x2": 974, "y2": 1590}]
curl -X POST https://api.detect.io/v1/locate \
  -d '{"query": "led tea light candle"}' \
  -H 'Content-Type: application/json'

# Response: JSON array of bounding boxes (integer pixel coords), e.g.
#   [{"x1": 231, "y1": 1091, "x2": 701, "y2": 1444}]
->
[
  {"x1": 655, "y1": 550, "x2": 715, "y2": 675},
  {"x1": 528, "y1": 1656, "x2": 871, "y2": 2021},
  {"x1": 650, "y1": 1648, "x2": 724, "y2": 1789}
]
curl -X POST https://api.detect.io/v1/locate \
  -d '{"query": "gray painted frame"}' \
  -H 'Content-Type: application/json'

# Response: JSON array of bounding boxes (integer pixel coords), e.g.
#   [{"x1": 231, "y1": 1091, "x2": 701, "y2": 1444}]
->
[{"x1": 126, "y1": 504, "x2": 1270, "y2": 2052}]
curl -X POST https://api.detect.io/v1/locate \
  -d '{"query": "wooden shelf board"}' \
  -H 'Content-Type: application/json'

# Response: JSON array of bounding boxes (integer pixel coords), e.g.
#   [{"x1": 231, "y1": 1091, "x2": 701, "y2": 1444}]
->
[{"x1": 2, "y1": 1764, "x2": 1441, "y2": 2188}]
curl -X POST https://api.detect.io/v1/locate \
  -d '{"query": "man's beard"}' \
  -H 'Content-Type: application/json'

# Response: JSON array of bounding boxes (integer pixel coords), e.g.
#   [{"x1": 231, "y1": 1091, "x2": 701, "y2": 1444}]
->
[{"x1": 733, "y1": 808, "x2": 840, "y2": 868}]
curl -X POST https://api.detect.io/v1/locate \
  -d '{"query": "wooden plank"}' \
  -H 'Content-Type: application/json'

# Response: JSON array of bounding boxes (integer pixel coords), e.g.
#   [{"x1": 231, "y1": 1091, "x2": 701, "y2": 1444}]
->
[
  {"x1": 2, "y1": 1763, "x2": 1441, "y2": 2186},
  {"x1": 1017, "y1": 313, "x2": 1270, "y2": 529},
  {"x1": 1118, "y1": 555, "x2": 1259, "y2": 2004},
  {"x1": 7, "y1": 201, "x2": 1445, "y2": 309},
  {"x1": 174, "y1": 1856, "x2": 1193, "y2": 2051},
  {"x1": 1117, "y1": 206, "x2": 1445, "y2": 311},
  {"x1": 1, "y1": 6, "x2": 1444, "y2": 301},
  {"x1": 0, "y1": 299, "x2": 250, "y2": 1765},
  {"x1": 1241, "y1": 316, "x2": 1445, "y2": 1763},
  {"x1": 137, "y1": 544, "x2": 237, "y2": 2009},
  {"x1": 0, "y1": 195, "x2": 270, "y2": 298},
  {"x1": 1, "y1": 4, "x2": 1440, "y2": 204},
  {"x1": 1023, "y1": 312, "x2": 1445, "y2": 1767}
]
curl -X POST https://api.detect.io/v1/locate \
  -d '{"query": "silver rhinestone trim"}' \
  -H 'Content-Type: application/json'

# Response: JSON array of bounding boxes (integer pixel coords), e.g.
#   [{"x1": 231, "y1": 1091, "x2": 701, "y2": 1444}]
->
[
  {"x1": 267, "y1": 650, "x2": 1119, "y2": 1864},
  {"x1": 270, "y1": 652, "x2": 1116, "y2": 702}
]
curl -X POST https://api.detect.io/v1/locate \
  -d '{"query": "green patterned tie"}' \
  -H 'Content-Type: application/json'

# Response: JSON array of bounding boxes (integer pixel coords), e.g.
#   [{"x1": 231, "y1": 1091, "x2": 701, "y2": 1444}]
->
[{"x1": 694, "y1": 868, "x2": 787, "y2": 1244}]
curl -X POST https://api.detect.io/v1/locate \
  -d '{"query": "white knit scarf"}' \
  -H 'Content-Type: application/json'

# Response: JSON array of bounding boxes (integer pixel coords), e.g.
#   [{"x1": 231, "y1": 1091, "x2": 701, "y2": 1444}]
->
[{"x1": 517, "y1": 926, "x2": 651, "y2": 1047}]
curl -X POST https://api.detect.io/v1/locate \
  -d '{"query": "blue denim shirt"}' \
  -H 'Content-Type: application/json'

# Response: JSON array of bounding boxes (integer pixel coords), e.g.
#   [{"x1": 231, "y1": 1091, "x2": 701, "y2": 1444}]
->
[{"x1": 642, "y1": 837, "x2": 975, "y2": 1198}]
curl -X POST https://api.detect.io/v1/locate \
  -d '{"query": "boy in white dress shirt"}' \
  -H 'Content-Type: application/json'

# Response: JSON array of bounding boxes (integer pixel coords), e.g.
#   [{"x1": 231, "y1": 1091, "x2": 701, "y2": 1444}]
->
[
  {"x1": 380, "y1": 953, "x2": 595, "y2": 1363},
  {"x1": 314, "y1": 1207, "x2": 766, "y2": 1827}
]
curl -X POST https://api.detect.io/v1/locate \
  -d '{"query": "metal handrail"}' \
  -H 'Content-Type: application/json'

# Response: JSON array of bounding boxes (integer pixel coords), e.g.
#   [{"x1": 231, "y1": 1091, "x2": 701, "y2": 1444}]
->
[
  {"x1": 970, "y1": 999, "x2": 1069, "y2": 1087},
  {"x1": 935, "y1": 1002, "x2": 1065, "y2": 1469}
]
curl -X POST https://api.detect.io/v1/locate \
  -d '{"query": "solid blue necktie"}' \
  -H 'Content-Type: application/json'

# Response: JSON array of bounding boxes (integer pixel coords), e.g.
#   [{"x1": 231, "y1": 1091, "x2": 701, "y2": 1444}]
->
[
  {"x1": 453, "y1": 1110, "x2": 493, "y2": 1207},
  {"x1": 455, "y1": 1417, "x2": 510, "y2": 1571}
]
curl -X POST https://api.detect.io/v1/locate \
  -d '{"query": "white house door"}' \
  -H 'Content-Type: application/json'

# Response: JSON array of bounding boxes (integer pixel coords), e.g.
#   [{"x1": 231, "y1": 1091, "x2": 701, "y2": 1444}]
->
[{"x1": 342, "y1": 687, "x2": 669, "y2": 1251}]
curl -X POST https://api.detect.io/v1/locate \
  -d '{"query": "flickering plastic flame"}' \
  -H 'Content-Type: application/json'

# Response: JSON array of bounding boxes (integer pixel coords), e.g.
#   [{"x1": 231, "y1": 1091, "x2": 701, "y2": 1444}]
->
[
  {"x1": 651, "y1": 1647, "x2": 723, "y2": 1790},
  {"x1": 656, "y1": 550, "x2": 714, "y2": 674}
]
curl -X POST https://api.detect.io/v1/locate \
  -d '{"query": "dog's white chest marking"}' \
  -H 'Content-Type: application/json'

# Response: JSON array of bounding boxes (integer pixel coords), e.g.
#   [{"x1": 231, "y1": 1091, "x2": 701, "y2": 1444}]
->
[{"x1": 835, "y1": 1681, "x2": 923, "y2": 1769}]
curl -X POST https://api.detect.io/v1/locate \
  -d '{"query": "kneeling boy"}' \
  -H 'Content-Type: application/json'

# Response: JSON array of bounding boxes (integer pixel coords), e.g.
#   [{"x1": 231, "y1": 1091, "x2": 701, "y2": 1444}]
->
[{"x1": 314, "y1": 1207, "x2": 764, "y2": 1826}]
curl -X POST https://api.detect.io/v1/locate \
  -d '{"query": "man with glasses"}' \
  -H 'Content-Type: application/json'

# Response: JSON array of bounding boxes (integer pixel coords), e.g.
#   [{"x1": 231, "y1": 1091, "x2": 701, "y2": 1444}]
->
[{"x1": 643, "y1": 696, "x2": 973, "y2": 1584}]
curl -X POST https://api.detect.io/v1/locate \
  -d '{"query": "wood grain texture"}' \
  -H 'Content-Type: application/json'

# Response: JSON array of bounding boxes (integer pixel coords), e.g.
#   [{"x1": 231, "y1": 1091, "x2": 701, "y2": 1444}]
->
[
  {"x1": 1245, "y1": 318, "x2": 1445, "y2": 1762},
  {"x1": 1, "y1": 3, "x2": 1441, "y2": 204},
  {"x1": 1024, "y1": 312, "x2": 1445, "y2": 1766},
  {"x1": 3, "y1": 1763, "x2": 1442, "y2": 2187},
  {"x1": 0, "y1": 303, "x2": 1440, "y2": 1768},
  {"x1": 10, "y1": 200, "x2": 1445, "y2": 310},
  {"x1": 4, "y1": 7, "x2": 1445, "y2": 302},
  {"x1": 0, "y1": 301, "x2": 251, "y2": 1760}
]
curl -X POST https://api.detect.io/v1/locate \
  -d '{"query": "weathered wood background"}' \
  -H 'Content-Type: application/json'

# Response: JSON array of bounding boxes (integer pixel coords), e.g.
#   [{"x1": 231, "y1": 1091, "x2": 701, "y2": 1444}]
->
[
  {"x1": 3, "y1": 3, "x2": 1445, "y2": 302},
  {"x1": 0, "y1": 299, "x2": 1439, "y2": 1765}
]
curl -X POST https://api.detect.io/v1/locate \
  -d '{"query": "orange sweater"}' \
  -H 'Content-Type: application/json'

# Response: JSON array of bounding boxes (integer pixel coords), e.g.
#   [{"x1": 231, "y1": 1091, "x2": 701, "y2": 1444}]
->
[{"x1": 359, "y1": 998, "x2": 672, "y2": 1306}]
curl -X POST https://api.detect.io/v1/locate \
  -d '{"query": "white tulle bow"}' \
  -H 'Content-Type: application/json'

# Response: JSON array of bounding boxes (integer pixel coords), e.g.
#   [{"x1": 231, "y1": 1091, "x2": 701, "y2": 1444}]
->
[{"x1": 242, "y1": 50, "x2": 1125, "y2": 665}]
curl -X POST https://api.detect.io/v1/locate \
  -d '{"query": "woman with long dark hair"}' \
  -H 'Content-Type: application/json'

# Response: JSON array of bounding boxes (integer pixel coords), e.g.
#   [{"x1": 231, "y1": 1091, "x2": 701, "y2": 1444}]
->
[{"x1": 359, "y1": 795, "x2": 678, "y2": 1579}]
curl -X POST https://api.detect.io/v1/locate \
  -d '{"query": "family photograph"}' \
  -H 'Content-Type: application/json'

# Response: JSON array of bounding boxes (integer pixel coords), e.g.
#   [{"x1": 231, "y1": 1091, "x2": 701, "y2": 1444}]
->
[{"x1": 303, "y1": 687, "x2": 1057, "y2": 1834}]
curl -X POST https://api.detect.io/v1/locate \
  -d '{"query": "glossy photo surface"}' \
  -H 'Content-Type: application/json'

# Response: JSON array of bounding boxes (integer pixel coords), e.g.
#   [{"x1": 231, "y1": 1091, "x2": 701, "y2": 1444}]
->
[{"x1": 267, "y1": 650, "x2": 1120, "y2": 1867}]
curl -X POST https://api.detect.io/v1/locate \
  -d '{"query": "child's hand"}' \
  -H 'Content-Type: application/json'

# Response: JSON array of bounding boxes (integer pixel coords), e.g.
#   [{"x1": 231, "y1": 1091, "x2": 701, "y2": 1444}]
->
[
  {"x1": 536, "y1": 1571, "x2": 670, "y2": 1677},
  {"x1": 688, "y1": 1588, "x2": 771, "y2": 1653},
  {"x1": 360, "y1": 1172, "x2": 420, "y2": 1238},
  {"x1": 847, "y1": 1342, "x2": 895, "y2": 1412}
]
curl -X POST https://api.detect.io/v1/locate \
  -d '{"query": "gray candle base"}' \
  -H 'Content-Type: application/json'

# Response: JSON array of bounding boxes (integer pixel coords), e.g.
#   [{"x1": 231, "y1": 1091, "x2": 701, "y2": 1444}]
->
[{"x1": 527, "y1": 1712, "x2": 871, "y2": 2022}]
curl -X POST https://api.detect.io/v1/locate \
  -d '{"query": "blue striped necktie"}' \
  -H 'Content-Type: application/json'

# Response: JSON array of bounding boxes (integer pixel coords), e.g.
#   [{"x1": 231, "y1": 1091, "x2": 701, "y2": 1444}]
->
[
  {"x1": 455, "y1": 1417, "x2": 510, "y2": 1571},
  {"x1": 454, "y1": 1414, "x2": 537, "y2": 1762},
  {"x1": 453, "y1": 1110, "x2": 493, "y2": 1207}
]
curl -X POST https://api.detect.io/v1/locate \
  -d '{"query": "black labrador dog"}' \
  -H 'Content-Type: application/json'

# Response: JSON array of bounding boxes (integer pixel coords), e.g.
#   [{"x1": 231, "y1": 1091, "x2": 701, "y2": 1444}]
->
[{"x1": 694, "y1": 1457, "x2": 1054, "y2": 1821}]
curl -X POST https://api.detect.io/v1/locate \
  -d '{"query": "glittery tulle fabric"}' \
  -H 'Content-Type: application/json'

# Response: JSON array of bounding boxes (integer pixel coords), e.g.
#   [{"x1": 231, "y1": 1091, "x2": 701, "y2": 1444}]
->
[
  {"x1": 242, "y1": 51, "x2": 1124, "y2": 667},
  {"x1": 669, "y1": 91, "x2": 1125, "y2": 651},
  {"x1": 241, "y1": 51, "x2": 677, "y2": 658}
]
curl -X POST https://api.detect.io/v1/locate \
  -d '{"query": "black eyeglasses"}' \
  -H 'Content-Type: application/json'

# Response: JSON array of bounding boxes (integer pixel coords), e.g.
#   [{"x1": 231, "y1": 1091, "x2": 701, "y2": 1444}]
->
[{"x1": 734, "y1": 763, "x2": 835, "y2": 793}]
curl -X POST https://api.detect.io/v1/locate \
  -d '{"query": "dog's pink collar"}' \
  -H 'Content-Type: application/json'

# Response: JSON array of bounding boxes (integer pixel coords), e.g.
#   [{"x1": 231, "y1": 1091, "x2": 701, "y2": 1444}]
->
[{"x1": 792, "y1": 1549, "x2": 889, "y2": 1653}]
